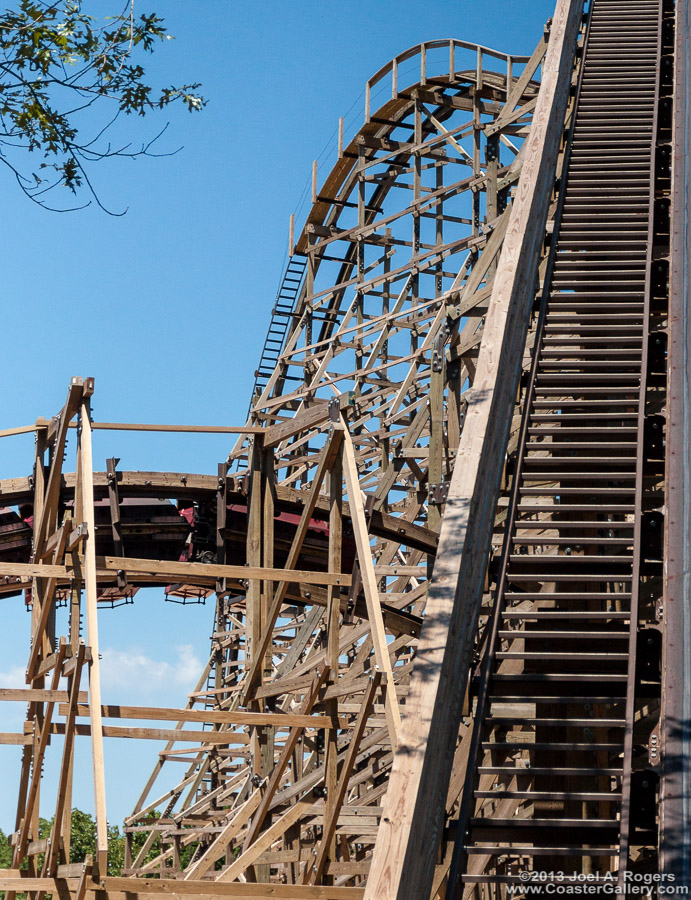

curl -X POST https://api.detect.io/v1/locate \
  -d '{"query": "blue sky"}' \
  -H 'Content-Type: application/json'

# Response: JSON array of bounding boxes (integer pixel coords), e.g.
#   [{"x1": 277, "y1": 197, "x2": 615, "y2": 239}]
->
[{"x1": 0, "y1": 0, "x2": 558, "y2": 834}]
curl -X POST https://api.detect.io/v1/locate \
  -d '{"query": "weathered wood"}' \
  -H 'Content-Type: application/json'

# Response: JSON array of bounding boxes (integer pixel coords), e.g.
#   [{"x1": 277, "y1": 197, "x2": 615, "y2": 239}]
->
[
  {"x1": 182, "y1": 789, "x2": 263, "y2": 881},
  {"x1": 39, "y1": 722, "x2": 252, "y2": 743},
  {"x1": 58, "y1": 703, "x2": 338, "y2": 730},
  {"x1": 97, "y1": 556, "x2": 351, "y2": 587},
  {"x1": 243, "y1": 665, "x2": 331, "y2": 851},
  {"x1": 219, "y1": 791, "x2": 320, "y2": 882},
  {"x1": 308, "y1": 672, "x2": 381, "y2": 884},
  {"x1": 365, "y1": 3, "x2": 583, "y2": 897},
  {"x1": 0, "y1": 689, "x2": 87, "y2": 703},
  {"x1": 242, "y1": 427, "x2": 345, "y2": 702},
  {"x1": 0, "y1": 873, "x2": 365, "y2": 898}
]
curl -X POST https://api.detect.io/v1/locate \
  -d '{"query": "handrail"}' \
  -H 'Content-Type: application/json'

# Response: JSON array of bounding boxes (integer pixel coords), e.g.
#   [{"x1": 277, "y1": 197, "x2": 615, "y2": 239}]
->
[{"x1": 365, "y1": 38, "x2": 532, "y2": 123}]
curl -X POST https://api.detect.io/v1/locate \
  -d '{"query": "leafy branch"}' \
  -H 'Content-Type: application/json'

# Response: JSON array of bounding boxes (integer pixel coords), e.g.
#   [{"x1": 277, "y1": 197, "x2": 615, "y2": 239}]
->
[{"x1": 0, "y1": 0, "x2": 205, "y2": 212}]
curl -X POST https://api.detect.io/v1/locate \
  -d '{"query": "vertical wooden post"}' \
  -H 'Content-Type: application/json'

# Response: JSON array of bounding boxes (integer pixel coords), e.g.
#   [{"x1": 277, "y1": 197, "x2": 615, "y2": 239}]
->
[
  {"x1": 246, "y1": 435, "x2": 263, "y2": 776},
  {"x1": 30, "y1": 428, "x2": 50, "y2": 669},
  {"x1": 260, "y1": 446, "x2": 276, "y2": 815},
  {"x1": 472, "y1": 48, "x2": 483, "y2": 239},
  {"x1": 428, "y1": 336, "x2": 445, "y2": 536},
  {"x1": 79, "y1": 391, "x2": 109, "y2": 878},
  {"x1": 324, "y1": 441, "x2": 343, "y2": 876},
  {"x1": 216, "y1": 463, "x2": 228, "y2": 597}
]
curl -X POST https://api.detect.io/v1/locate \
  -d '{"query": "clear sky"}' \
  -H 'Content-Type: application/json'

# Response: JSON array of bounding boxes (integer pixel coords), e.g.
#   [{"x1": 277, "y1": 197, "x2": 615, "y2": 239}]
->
[{"x1": 0, "y1": 0, "x2": 558, "y2": 834}]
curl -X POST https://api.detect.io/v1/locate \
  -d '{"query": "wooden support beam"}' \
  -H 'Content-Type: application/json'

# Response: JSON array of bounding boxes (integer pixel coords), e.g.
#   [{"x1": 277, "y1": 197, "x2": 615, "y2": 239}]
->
[
  {"x1": 31, "y1": 379, "x2": 84, "y2": 558},
  {"x1": 96, "y1": 556, "x2": 351, "y2": 588},
  {"x1": 324, "y1": 444, "x2": 343, "y2": 877},
  {"x1": 219, "y1": 790, "x2": 320, "y2": 882},
  {"x1": 26, "y1": 527, "x2": 70, "y2": 681},
  {"x1": 0, "y1": 471, "x2": 440, "y2": 553},
  {"x1": 0, "y1": 689, "x2": 87, "y2": 704},
  {"x1": 308, "y1": 672, "x2": 381, "y2": 884},
  {"x1": 74, "y1": 854, "x2": 92, "y2": 900},
  {"x1": 31, "y1": 721, "x2": 251, "y2": 743},
  {"x1": 15, "y1": 639, "x2": 67, "y2": 861},
  {"x1": 79, "y1": 398, "x2": 109, "y2": 879},
  {"x1": 43, "y1": 644, "x2": 87, "y2": 876},
  {"x1": 0, "y1": 872, "x2": 365, "y2": 898},
  {"x1": 341, "y1": 426, "x2": 400, "y2": 748},
  {"x1": 106, "y1": 457, "x2": 126, "y2": 591},
  {"x1": 57, "y1": 703, "x2": 338, "y2": 730},
  {"x1": 243, "y1": 665, "x2": 331, "y2": 852},
  {"x1": 365, "y1": 3, "x2": 583, "y2": 897},
  {"x1": 182, "y1": 789, "x2": 264, "y2": 881},
  {"x1": 242, "y1": 427, "x2": 345, "y2": 703}
]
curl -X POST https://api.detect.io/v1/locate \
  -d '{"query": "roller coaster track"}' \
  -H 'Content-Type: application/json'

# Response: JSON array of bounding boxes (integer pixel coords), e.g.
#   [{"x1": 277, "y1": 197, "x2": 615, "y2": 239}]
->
[
  {"x1": 452, "y1": 0, "x2": 666, "y2": 886},
  {"x1": 0, "y1": 1, "x2": 688, "y2": 898}
]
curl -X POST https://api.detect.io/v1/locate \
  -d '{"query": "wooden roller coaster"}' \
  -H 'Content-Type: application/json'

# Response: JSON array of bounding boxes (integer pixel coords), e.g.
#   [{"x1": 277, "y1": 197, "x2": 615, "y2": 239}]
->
[{"x1": 1, "y1": 0, "x2": 689, "y2": 896}]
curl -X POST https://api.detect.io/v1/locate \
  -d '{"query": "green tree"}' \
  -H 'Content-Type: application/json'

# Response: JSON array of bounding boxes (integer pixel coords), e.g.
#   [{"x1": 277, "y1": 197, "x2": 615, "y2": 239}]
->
[
  {"x1": 69, "y1": 808, "x2": 125, "y2": 876},
  {"x1": 68, "y1": 808, "x2": 96, "y2": 864},
  {"x1": 0, "y1": 0, "x2": 204, "y2": 211},
  {"x1": 0, "y1": 827, "x2": 12, "y2": 869}
]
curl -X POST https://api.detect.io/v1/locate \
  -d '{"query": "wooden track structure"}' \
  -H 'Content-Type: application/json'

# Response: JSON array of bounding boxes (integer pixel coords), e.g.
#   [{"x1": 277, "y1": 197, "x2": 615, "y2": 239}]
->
[{"x1": 1, "y1": 0, "x2": 690, "y2": 896}]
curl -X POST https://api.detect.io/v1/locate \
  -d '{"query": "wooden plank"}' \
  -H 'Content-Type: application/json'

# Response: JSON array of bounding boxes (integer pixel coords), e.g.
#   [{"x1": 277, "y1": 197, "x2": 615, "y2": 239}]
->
[
  {"x1": 58, "y1": 703, "x2": 338, "y2": 730},
  {"x1": 263, "y1": 396, "x2": 352, "y2": 449},
  {"x1": 0, "y1": 425, "x2": 38, "y2": 438},
  {"x1": 79, "y1": 400, "x2": 108, "y2": 878},
  {"x1": 0, "y1": 689, "x2": 87, "y2": 703},
  {"x1": 0, "y1": 734, "x2": 31, "y2": 745},
  {"x1": 25, "y1": 526, "x2": 70, "y2": 680},
  {"x1": 364, "y1": 4, "x2": 584, "y2": 898},
  {"x1": 341, "y1": 426, "x2": 400, "y2": 747},
  {"x1": 0, "y1": 874, "x2": 365, "y2": 898},
  {"x1": 97, "y1": 556, "x2": 351, "y2": 588},
  {"x1": 88, "y1": 422, "x2": 262, "y2": 434},
  {"x1": 0, "y1": 562, "x2": 68, "y2": 578},
  {"x1": 41, "y1": 722, "x2": 252, "y2": 743}
]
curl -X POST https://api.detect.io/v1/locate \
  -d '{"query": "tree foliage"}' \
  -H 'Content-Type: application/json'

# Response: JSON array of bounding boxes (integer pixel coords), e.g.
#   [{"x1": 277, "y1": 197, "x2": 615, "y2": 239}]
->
[
  {"x1": 0, "y1": 0, "x2": 205, "y2": 211},
  {"x1": 0, "y1": 827, "x2": 11, "y2": 869}
]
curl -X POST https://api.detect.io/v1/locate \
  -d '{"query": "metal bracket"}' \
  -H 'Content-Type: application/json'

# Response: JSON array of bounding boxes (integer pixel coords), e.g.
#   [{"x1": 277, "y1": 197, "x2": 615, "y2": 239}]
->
[
  {"x1": 432, "y1": 334, "x2": 446, "y2": 374},
  {"x1": 428, "y1": 482, "x2": 450, "y2": 505}
]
